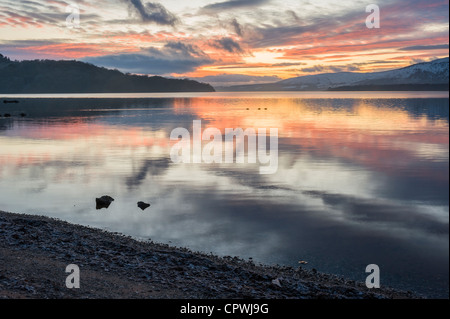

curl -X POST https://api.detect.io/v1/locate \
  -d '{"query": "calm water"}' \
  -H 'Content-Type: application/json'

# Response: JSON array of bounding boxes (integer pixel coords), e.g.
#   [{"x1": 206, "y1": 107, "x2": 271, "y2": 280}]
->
[{"x1": 0, "y1": 92, "x2": 448, "y2": 298}]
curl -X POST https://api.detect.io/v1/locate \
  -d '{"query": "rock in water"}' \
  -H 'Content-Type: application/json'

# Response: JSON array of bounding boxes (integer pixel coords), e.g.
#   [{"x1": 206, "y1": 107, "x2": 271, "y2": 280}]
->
[
  {"x1": 137, "y1": 201, "x2": 151, "y2": 211},
  {"x1": 96, "y1": 195, "x2": 114, "y2": 210}
]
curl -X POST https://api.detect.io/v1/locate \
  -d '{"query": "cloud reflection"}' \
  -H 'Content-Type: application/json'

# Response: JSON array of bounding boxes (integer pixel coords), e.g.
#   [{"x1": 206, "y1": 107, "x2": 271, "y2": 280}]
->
[{"x1": 0, "y1": 95, "x2": 448, "y2": 297}]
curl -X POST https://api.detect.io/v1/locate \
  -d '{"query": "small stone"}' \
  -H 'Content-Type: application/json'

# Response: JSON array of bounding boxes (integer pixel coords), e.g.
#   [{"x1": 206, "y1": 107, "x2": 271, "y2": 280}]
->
[
  {"x1": 272, "y1": 278, "x2": 282, "y2": 287},
  {"x1": 96, "y1": 195, "x2": 114, "y2": 210},
  {"x1": 137, "y1": 201, "x2": 151, "y2": 210}
]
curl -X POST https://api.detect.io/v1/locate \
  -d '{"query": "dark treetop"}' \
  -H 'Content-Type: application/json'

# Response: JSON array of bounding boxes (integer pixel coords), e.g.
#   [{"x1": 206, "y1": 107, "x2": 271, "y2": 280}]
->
[{"x1": 0, "y1": 54, "x2": 215, "y2": 93}]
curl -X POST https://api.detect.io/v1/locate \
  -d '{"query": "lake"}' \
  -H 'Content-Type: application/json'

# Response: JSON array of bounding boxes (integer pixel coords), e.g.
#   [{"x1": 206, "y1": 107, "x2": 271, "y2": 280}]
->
[{"x1": 0, "y1": 92, "x2": 448, "y2": 298}]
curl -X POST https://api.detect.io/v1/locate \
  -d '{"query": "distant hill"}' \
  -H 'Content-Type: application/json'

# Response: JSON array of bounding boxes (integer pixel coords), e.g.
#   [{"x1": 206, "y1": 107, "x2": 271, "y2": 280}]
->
[
  {"x1": 0, "y1": 53, "x2": 214, "y2": 93},
  {"x1": 218, "y1": 57, "x2": 449, "y2": 91}
]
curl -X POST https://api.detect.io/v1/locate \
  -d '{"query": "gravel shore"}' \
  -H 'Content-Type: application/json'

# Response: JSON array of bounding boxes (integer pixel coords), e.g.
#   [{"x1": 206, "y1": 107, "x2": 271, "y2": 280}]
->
[{"x1": 0, "y1": 210, "x2": 417, "y2": 299}]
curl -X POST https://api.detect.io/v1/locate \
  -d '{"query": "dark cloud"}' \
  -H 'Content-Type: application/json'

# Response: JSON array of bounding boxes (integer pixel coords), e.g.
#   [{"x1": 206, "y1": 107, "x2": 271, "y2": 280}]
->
[
  {"x1": 211, "y1": 37, "x2": 247, "y2": 55},
  {"x1": 82, "y1": 42, "x2": 213, "y2": 75},
  {"x1": 368, "y1": 60, "x2": 406, "y2": 64},
  {"x1": 247, "y1": 24, "x2": 317, "y2": 48},
  {"x1": 163, "y1": 41, "x2": 206, "y2": 57},
  {"x1": 189, "y1": 73, "x2": 281, "y2": 86},
  {"x1": 125, "y1": 0, "x2": 178, "y2": 26},
  {"x1": 0, "y1": 2, "x2": 100, "y2": 27},
  {"x1": 215, "y1": 62, "x2": 307, "y2": 69},
  {"x1": 246, "y1": 0, "x2": 449, "y2": 49},
  {"x1": 231, "y1": 18, "x2": 243, "y2": 37},
  {"x1": 201, "y1": 0, "x2": 269, "y2": 12},
  {"x1": 273, "y1": 62, "x2": 307, "y2": 67},
  {"x1": 400, "y1": 44, "x2": 449, "y2": 51},
  {"x1": 286, "y1": 10, "x2": 300, "y2": 23},
  {"x1": 300, "y1": 64, "x2": 360, "y2": 73}
]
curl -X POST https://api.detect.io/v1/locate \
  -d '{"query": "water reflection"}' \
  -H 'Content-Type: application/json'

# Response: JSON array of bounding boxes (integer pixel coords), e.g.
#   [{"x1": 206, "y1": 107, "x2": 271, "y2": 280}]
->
[{"x1": 0, "y1": 94, "x2": 448, "y2": 298}]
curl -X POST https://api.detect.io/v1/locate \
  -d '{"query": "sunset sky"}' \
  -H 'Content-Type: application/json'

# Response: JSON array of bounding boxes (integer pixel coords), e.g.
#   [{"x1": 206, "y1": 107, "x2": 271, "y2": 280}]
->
[{"x1": 0, "y1": 0, "x2": 448, "y2": 86}]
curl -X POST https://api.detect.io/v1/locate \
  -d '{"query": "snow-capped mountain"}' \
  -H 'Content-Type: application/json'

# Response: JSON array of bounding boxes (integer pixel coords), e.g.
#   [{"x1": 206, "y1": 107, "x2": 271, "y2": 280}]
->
[{"x1": 220, "y1": 57, "x2": 449, "y2": 91}]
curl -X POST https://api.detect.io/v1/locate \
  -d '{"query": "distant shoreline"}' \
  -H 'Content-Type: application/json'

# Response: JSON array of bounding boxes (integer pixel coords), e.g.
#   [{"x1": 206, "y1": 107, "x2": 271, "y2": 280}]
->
[
  {"x1": 1, "y1": 91, "x2": 449, "y2": 99},
  {"x1": 215, "y1": 84, "x2": 449, "y2": 92},
  {"x1": 0, "y1": 210, "x2": 418, "y2": 299}
]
